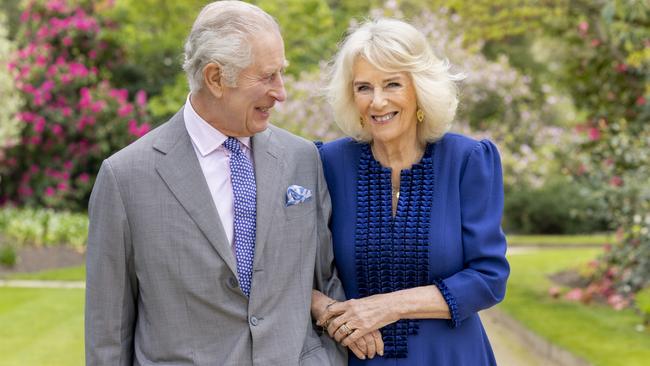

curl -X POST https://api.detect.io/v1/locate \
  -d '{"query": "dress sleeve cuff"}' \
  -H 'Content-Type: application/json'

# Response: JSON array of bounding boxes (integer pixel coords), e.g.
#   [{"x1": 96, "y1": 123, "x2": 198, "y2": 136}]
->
[{"x1": 433, "y1": 278, "x2": 461, "y2": 328}]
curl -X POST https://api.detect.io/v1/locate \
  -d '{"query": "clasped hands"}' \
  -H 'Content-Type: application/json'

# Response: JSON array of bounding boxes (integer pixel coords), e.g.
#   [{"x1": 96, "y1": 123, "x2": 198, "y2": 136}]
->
[{"x1": 312, "y1": 291, "x2": 399, "y2": 360}]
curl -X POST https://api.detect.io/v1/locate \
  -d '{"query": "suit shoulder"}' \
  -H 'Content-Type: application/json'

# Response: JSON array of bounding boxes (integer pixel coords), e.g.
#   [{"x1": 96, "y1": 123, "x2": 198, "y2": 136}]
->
[{"x1": 266, "y1": 125, "x2": 321, "y2": 156}]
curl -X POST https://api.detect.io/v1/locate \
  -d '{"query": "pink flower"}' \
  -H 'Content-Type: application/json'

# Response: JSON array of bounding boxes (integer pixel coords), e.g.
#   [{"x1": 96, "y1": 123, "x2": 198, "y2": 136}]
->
[
  {"x1": 62, "y1": 107, "x2": 72, "y2": 117},
  {"x1": 79, "y1": 87, "x2": 92, "y2": 109},
  {"x1": 138, "y1": 123, "x2": 151, "y2": 137},
  {"x1": 45, "y1": 187, "x2": 56, "y2": 197},
  {"x1": 118, "y1": 104, "x2": 134, "y2": 117},
  {"x1": 591, "y1": 39, "x2": 601, "y2": 47},
  {"x1": 62, "y1": 36, "x2": 73, "y2": 46},
  {"x1": 34, "y1": 117, "x2": 46, "y2": 133},
  {"x1": 46, "y1": 0, "x2": 67, "y2": 12},
  {"x1": 20, "y1": 11, "x2": 30, "y2": 23},
  {"x1": 637, "y1": 96, "x2": 646, "y2": 106},
  {"x1": 615, "y1": 63, "x2": 627, "y2": 73},
  {"x1": 78, "y1": 173, "x2": 90, "y2": 183},
  {"x1": 41, "y1": 80, "x2": 55, "y2": 93},
  {"x1": 30, "y1": 165, "x2": 40, "y2": 174},
  {"x1": 548, "y1": 286, "x2": 561, "y2": 299},
  {"x1": 57, "y1": 182, "x2": 69, "y2": 192},
  {"x1": 609, "y1": 176, "x2": 623, "y2": 187},
  {"x1": 18, "y1": 185, "x2": 34, "y2": 197},
  {"x1": 110, "y1": 88, "x2": 129, "y2": 103},
  {"x1": 35, "y1": 55, "x2": 48, "y2": 66},
  {"x1": 69, "y1": 62, "x2": 89, "y2": 78},
  {"x1": 135, "y1": 90, "x2": 147, "y2": 107},
  {"x1": 578, "y1": 21, "x2": 589, "y2": 34},
  {"x1": 91, "y1": 100, "x2": 107, "y2": 113},
  {"x1": 51, "y1": 124, "x2": 64, "y2": 137},
  {"x1": 88, "y1": 50, "x2": 97, "y2": 59},
  {"x1": 565, "y1": 288, "x2": 583, "y2": 301},
  {"x1": 607, "y1": 294, "x2": 628, "y2": 310},
  {"x1": 587, "y1": 127, "x2": 600, "y2": 141},
  {"x1": 19, "y1": 112, "x2": 35, "y2": 123}
]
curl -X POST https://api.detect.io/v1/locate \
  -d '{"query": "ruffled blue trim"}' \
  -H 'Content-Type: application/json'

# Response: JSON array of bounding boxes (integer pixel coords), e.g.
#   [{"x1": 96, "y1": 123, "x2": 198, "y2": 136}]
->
[
  {"x1": 433, "y1": 278, "x2": 461, "y2": 328},
  {"x1": 313, "y1": 141, "x2": 323, "y2": 150},
  {"x1": 354, "y1": 143, "x2": 434, "y2": 358}
]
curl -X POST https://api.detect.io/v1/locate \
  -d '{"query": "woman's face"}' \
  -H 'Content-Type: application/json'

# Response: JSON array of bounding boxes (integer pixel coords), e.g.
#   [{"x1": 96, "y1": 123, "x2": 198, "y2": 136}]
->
[{"x1": 352, "y1": 57, "x2": 418, "y2": 146}]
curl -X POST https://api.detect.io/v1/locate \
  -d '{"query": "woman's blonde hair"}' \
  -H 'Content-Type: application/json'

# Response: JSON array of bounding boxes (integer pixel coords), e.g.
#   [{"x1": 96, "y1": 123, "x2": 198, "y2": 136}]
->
[{"x1": 327, "y1": 18, "x2": 462, "y2": 144}]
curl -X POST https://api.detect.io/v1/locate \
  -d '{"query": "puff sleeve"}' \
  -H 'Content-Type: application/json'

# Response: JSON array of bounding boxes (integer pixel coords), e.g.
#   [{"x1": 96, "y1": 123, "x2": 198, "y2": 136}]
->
[{"x1": 438, "y1": 140, "x2": 510, "y2": 327}]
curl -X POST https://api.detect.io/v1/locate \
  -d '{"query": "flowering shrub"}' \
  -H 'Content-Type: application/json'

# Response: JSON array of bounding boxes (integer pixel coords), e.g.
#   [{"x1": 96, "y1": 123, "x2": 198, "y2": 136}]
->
[
  {"x1": 0, "y1": 13, "x2": 22, "y2": 157},
  {"x1": 554, "y1": 1, "x2": 650, "y2": 309},
  {"x1": 0, "y1": 0, "x2": 151, "y2": 210}
]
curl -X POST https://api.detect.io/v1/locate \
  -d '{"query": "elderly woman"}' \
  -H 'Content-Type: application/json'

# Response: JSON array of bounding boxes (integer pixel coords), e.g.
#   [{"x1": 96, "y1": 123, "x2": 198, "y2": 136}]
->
[{"x1": 311, "y1": 18, "x2": 510, "y2": 365}]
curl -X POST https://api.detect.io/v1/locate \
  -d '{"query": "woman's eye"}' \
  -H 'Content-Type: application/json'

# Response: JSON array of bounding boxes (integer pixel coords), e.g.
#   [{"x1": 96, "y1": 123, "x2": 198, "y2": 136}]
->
[
  {"x1": 387, "y1": 82, "x2": 401, "y2": 88},
  {"x1": 356, "y1": 85, "x2": 370, "y2": 92}
]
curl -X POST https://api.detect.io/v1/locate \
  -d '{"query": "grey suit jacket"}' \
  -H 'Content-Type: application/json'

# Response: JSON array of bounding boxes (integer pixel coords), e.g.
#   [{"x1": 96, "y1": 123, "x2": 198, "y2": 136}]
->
[{"x1": 85, "y1": 110, "x2": 346, "y2": 366}]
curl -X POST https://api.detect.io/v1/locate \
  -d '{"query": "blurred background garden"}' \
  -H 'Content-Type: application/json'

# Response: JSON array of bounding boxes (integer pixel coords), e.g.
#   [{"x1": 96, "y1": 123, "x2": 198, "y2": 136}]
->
[{"x1": 0, "y1": 0, "x2": 648, "y2": 365}]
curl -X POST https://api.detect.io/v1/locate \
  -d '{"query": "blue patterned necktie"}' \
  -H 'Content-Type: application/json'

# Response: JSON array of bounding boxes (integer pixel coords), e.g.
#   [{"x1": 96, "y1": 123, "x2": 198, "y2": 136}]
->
[{"x1": 223, "y1": 137, "x2": 256, "y2": 297}]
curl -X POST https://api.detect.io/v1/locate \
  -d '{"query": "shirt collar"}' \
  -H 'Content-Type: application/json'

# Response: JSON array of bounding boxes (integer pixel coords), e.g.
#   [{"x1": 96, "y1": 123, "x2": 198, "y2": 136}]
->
[{"x1": 183, "y1": 94, "x2": 251, "y2": 157}]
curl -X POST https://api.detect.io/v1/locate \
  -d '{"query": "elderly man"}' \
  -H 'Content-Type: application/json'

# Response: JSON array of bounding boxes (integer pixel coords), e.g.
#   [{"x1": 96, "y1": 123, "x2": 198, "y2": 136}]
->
[{"x1": 85, "y1": 1, "x2": 345, "y2": 365}]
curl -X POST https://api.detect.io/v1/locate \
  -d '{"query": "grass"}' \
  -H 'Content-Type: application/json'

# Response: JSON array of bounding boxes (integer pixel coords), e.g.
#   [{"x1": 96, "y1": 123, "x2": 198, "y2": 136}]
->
[
  {"x1": 3, "y1": 265, "x2": 85, "y2": 281},
  {"x1": 507, "y1": 233, "x2": 612, "y2": 246},
  {"x1": 500, "y1": 248, "x2": 650, "y2": 366},
  {"x1": 0, "y1": 287, "x2": 84, "y2": 366}
]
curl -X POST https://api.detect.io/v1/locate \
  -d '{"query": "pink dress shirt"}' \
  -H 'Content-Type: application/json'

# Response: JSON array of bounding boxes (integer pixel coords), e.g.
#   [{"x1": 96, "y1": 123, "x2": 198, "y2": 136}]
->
[{"x1": 183, "y1": 95, "x2": 253, "y2": 248}]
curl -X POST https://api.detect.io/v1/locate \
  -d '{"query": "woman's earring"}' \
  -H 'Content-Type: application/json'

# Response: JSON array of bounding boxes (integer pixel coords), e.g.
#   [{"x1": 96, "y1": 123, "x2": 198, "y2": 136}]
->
[{"x1": 416, "y1": 108, "x2": 425, "y2": 123}]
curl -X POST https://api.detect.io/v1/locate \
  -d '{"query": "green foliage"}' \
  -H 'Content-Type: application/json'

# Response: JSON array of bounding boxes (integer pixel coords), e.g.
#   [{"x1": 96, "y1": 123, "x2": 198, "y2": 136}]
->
[
  {"x1": 504, "y1": 177, "x2": 610, "y2": 234},
  {"x1": 552, "y1": 0, "x2": 650, "y2": 301},
  {"x1": 502, "y1": 249, "x2": 650, "y2": 365},
  {"x1": 254, "y1": 0, "x2": 336, "y2": 75},
  {"x1": 103, "y1": 0, "x2": 205, "y2": 98},
  {"x1": 0, "y1": 244, "x2": 17, "y2": 267},
  {"x1": 0, "y1": 207, "x2": 88, "y2": 248}
]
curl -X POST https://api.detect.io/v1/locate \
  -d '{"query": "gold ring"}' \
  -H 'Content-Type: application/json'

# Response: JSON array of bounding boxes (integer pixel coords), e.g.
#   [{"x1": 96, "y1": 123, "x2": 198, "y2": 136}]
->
[{"x1": 340, "y1": 323, "x2": 353, "y2": 335}]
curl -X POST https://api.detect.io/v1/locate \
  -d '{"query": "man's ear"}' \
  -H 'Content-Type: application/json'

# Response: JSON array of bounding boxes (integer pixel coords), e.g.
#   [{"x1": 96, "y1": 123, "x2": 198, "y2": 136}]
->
[{"x1": 202, "y1": 62, "x2": 224, "y2": 98}]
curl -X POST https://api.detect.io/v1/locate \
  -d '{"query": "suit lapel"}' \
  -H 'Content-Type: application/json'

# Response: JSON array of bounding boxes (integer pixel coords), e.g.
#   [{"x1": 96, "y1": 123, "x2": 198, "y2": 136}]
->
[
  {"x1": 154, "y1": 112, "x2": 238, "y2": 276},
  {"x1": 251, "y1": 127, "x2": 284, "y2": 270}
]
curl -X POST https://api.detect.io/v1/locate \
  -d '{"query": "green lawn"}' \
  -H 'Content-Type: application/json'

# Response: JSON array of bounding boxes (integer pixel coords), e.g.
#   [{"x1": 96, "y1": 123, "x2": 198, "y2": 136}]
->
[
  {"x1": 500, "y1": 248, "x2": 650, "y2": 366},
  {"x1": 4, "y1": 265, "x2": 85, "y2": 281},
  {"x1": 0, "y1": 287, "x2": 84, "y2": 366},
  {"x1": 507, "y1": 234, "x2": 612, "y2": 246}
]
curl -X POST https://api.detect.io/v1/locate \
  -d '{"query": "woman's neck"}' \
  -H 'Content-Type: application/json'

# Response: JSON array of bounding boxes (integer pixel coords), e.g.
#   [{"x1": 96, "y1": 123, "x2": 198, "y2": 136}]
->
[{"x1": 371, "y1": 138, "x2": 425, "y2": 172}]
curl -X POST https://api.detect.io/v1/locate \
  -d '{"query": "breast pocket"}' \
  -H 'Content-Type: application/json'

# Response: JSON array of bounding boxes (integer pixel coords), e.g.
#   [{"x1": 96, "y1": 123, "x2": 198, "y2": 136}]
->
[{"x1": 284, "y1": 198, "x2": 316, "y2": 221}]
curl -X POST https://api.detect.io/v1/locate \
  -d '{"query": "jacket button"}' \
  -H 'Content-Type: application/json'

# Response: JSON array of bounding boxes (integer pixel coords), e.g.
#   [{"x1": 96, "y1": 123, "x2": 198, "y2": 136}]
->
[
  {"x1": 227, "y1": 277, "x2": 238, "y2": 289},
  {"x1": 250, "y1": 316, "x2": 259, "y2": 326}
]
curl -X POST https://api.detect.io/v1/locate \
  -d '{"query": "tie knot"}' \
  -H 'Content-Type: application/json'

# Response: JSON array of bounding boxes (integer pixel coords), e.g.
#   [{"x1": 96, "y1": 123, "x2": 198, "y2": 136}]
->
[{"x1": 223, "y1": 137, "x2": 242, "y2": 155}]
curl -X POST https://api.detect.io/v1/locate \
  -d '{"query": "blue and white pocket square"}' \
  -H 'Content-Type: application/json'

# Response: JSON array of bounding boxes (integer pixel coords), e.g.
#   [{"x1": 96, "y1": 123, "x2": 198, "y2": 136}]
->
[{"x1": 286, "y1": 185, "x2": 312, "y2": 207}]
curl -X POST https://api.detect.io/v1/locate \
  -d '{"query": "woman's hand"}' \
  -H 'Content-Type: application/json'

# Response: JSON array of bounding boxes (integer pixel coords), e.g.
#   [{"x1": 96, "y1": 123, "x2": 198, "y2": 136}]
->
[
  {"x1": 312, "y1": 290, "x2": 385, "y2": 359},
  {"x1": 322, "y1": 294, "x2": 400, "y2": 347},
  {"x1": 347, "y1": 329, "x2": 384, "y2": 359}
]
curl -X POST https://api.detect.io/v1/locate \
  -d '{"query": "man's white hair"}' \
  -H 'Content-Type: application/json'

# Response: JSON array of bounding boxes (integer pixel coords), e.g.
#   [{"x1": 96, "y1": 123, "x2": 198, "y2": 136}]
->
[{"x1": 183, "y1": 1, "x2": 280, "y2": 92}]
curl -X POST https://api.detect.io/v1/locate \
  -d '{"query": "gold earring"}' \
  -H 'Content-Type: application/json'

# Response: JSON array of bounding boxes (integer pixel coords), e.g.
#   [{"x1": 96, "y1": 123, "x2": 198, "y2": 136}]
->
[
  {"x1": 359, "y1": 117, "x2": 364, "y2": 127},
  {"x1": 416, "y1": 108, "x2": 425, "y2": 123}
]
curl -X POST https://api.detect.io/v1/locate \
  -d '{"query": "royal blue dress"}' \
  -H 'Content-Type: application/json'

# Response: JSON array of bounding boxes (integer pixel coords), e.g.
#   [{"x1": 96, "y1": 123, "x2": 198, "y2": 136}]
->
[{"x1": 318, "y1": 133, "x2": 510, "y2": 365}]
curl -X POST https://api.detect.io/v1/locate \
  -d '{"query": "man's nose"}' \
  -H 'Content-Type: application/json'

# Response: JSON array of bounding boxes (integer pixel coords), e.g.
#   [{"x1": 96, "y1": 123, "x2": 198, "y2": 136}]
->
[{"x1": 270, "y1": 76, "x2": 286, "y2": 102}]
